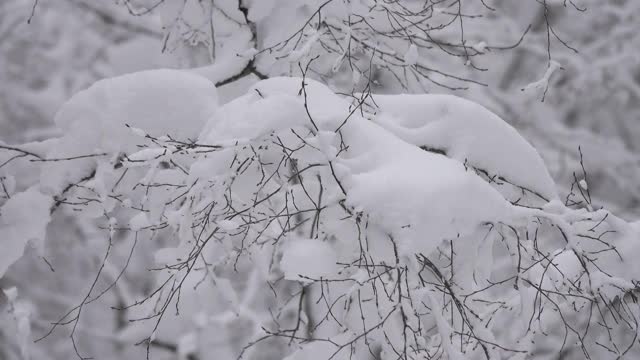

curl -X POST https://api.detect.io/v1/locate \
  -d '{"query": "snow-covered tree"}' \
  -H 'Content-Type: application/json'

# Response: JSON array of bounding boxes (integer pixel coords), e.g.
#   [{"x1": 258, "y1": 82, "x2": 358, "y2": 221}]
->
[
  {"x1": 6, "y1": 0, "x2": 639, "y2": 217},
  {"x1": 2, "y1": 1, "x2": 640, "y2": 360},
  {"x1": 2, "y1": 69, "x2": 640, "y2": 359}
]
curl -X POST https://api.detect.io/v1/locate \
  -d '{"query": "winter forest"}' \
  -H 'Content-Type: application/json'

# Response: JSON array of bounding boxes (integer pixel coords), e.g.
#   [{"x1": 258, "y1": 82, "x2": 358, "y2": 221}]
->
[{"x1": 1, "y1": 0, "x2": 640, "y2": 359}]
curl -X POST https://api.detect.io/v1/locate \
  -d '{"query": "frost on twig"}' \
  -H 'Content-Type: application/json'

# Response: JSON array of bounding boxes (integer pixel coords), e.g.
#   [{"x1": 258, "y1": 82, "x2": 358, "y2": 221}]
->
[{"x1": 521, "y1": 60, "x2": 563, "y2": 102}]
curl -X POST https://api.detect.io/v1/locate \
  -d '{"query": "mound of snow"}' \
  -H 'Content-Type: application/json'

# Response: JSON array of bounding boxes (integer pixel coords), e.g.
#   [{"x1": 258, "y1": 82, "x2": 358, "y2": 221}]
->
[
  {"x1": 200, "y1": 77, "x2": 513, "y2": 258},
  {"x1": 199, "y1": 76, "x2": 350, "y2": 143},
  {"x1": 54, "y1": 69, "x2": 217, "y2": 142},
  {"x1": 366, "y1": 94, "x2": 557, "y2": 202},
  {"x1": 42, "y1": 69, "x2": 218, "y2": 192},
  {"x1": 336, "y1": 111, "x2": 512, "y2": 256},
  {"x1": 0, "y1": 187, "x2": 52, "y2": 277}
]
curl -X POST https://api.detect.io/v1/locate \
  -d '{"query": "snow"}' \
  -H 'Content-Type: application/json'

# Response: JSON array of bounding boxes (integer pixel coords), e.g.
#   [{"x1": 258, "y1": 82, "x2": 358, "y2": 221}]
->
[
  {"x1": 11, "y1": 69, "x2": 640, "y2": 359},
  {"x1": 425, "y1": 291, "x2": 467, "y2": 360},
  {"x1": 0, "y1": 186, "x2": 52, "y2": 277},
  {"x1": 129, "y1": 212, "x2": 150, "y2": 231},
  {"x1": 472, "y1": 41, "x2": 488, "y2": 53},
  {"x1": 40, "y1": 69, "x2": 218, "y2": 193},
  {"x1": 579, "y1": 178, "x2": 588, "y2": 190},
  {"x1": 216, "y1": 219, "x2": 239, "y2": 231},
  {"x1": 53, "y1": 69, "x2": 217, "y2": 139},
  {"x1": 186, "y1": 78, "x2": 591, "y2": 358},
  {"x1": 339, "y1": 118, "x2": 511, "y2": 256},
  {"x1": 4, "y1": 0, "x2": 640, "y2": 357},
  {"x1": 200, "y1": 77, "x2": 514, "y2": 258},
  {"x1": 365, "y1": 93, "x2": 558, "y2": 203},
  {"x1": 199, "y1": 77, "x2": 351, "y2": 143},
  {"x1": 128, "y1": 126, "x2": 147, "y2": 137},
  {"x1": 0, "y1": 138, "x2": 57, "y2": 193},
  {"x1": 591, "y1": 271, "x2": 635, "y2": 298},
  {"x1": 190, "y1": 52, "x2": 252, "y2": 85},
  {"x1": 404, "y1": 43, "x2": 419, "y2": 65},
  {"x1": 289, "y1": 30, "x2": 321, "y2": 62},
  {"x1": 189, "y1": 18, "x2": 254, "y2": 84},
  {"x1": 202, "y1": 93, "x2": 305, "y2": 143},
  {"x1": 245, "y1": 0, "x2": 276, "y2": 22},
  {"x1": 1, "y1": 287, "x2": 32, "y2": 359},
  {"x1": 125, "y1": 147, "x2": 168, "y2": 164},
  {"x1": 521, "y1": 60, "x2": 562, "y2": 100},
  {"x1": 281, "y1": 239, "x2": 338, "y2": 283}
]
